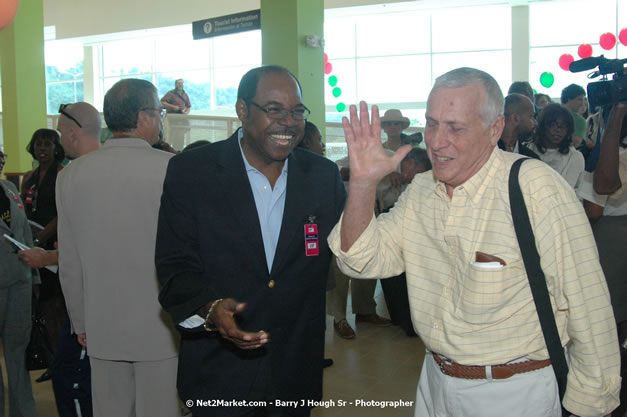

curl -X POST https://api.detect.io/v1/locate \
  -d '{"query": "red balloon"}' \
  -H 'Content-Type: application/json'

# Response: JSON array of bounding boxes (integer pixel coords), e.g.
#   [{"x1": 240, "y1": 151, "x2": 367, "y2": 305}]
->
[
  {"x1": 0, "y1": 0, "x2": 20, "y2": 31},
  {"x1": 599, "y1": 32, "x2": 616, "y2": 50},
  {"x1": 558, "y1": 54, "x2": 574, "y2": 71},
  {"x1": 619, "y1": 28, "x2": 627, "y2": 47},
  {"x1": 324, "y1": 62, "x2": 333, "y2": 75},
  {"x1": 577, "y1": 44, "x2": 593, "y2": 59}
]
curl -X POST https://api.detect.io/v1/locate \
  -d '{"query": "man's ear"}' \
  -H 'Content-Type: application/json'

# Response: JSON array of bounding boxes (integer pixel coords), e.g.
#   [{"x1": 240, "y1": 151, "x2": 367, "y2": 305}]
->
[
  {"x1": 489, "y1": 114, "x2": 505, "y2": 146},
  {"x1": 512, "y1": 113, "x2": 521, "y2": 125},
  {"x1": 235, "y1": 99, "x2": 248, "y2": 123}
]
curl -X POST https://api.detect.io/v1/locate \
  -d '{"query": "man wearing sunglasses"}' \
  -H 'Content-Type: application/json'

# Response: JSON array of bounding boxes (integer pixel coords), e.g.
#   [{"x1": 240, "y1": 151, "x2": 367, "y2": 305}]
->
[
  {"x1": 56, "y1": 79, "x2": 179, "y2": 417},
  {"x1": 156, "y1": 65, "x2": 345, "y2": 417}
]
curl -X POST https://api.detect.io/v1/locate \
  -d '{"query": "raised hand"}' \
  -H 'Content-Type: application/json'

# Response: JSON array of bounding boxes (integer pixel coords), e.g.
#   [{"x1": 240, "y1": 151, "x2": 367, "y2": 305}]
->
[{"x1": 342, "y1": 101, "x2": 411, "y2": 187}]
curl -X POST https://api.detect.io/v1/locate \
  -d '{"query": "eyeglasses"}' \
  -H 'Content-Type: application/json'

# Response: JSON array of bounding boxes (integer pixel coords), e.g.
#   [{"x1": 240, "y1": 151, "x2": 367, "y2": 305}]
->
[
  {"x1": 549, "y1": 121, "x2": 568, "y2": 130},
  {"x1": 58, "y1": 104, "x2": 82, "y2": 128},
  {"x1": 248, "y1": 101, "x2": 310, "y2": 121},
  {"x1": 140, "y1": 107, "x2": 167, "y2": 120}
]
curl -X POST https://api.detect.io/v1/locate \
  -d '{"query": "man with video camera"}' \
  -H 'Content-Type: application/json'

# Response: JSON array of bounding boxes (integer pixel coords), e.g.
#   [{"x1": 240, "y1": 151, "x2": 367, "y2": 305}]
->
[{"x1": 579, "y1": 99, "x2": 627, "y2": 417}]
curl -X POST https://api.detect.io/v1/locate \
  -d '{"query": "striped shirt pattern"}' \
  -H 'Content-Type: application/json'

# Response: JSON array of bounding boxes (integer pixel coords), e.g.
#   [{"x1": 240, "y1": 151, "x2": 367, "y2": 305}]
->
[{"x1": 329, "y1": 148, "x2": 621, "y2": 416}]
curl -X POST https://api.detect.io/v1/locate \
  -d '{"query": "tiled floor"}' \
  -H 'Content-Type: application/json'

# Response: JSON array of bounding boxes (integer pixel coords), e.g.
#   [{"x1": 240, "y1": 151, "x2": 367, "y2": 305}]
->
[{"x1": 3, "y1": 282, "x2": 426, "y2": 417}]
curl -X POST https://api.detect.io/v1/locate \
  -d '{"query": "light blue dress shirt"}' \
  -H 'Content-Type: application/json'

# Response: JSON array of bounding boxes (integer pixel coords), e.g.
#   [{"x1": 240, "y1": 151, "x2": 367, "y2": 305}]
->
[
  {"x1": 180, "y1": 132, "x2": 288, "y2": 328},
  {"x1": 237, "y1": 132, "x2": 288, "y2": 273}
]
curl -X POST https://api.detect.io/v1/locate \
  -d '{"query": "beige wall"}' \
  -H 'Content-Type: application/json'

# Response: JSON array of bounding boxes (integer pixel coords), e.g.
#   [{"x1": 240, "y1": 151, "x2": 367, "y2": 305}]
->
[
  {"x1": 44, "y1": 0, "x2": 260, "y2": 39},
  {"x1": 43, "y1": 0, "x2": 410, "y2": 40}
]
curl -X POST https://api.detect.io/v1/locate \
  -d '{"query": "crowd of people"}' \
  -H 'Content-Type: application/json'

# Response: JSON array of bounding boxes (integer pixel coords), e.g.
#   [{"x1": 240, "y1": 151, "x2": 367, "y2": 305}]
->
[{"x1": 0, "y1": 64, "x2": 624, "y2": 417}]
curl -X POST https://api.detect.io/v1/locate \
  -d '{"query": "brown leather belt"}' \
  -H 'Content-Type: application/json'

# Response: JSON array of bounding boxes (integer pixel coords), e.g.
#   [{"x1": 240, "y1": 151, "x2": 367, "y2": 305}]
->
[{"x1": 432, "y1": 353, "x2": 552, "y2": 380}]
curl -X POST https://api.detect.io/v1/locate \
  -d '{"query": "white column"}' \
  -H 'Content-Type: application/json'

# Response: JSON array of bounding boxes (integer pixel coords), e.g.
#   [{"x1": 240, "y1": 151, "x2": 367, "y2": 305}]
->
[{"x1": 511, "y1": 5, "x2": 530, "y2": 82}]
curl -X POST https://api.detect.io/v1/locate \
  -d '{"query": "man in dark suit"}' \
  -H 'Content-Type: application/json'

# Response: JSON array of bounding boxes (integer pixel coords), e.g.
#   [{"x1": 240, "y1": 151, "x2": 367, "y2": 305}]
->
[{"x1": 155, "y1": 65, "x2": 345, "y2": 417}]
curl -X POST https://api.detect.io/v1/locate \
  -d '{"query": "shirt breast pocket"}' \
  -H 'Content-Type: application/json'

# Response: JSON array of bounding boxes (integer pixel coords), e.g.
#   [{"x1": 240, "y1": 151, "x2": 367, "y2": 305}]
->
[{"x1": 453, "y1": 259, "x2": 530, "y2": 326}]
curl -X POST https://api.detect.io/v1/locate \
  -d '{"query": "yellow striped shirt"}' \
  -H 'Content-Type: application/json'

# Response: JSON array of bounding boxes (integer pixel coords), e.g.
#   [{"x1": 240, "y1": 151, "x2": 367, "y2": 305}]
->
[{"x1": 329, "y1": 148, "x2": 620, "y2": 416}]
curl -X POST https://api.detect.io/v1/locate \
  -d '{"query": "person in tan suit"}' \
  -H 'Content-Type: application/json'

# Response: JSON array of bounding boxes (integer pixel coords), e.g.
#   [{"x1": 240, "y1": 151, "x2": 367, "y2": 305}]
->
[{"x1": 56, "y1": 79, "x2": 179, "y2": 417}]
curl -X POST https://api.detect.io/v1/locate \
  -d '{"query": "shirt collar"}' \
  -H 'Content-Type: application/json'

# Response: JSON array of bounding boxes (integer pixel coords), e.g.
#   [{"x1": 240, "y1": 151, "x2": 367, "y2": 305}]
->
[
  {"x1": 237, "y1": 128, "x2": 289, "y2": 176},
  {"x1": 434, "y1": 146, "x2": 502, "y2": 204}
]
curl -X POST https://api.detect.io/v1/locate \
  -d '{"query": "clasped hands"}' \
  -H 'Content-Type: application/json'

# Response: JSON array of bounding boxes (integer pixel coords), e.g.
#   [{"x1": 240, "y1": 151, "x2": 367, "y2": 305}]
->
[
  {"x1": 342, "y1": 101, "x2": 412, "y2": 187},
  {"x1": 207, "y1": 298, "x2": 269, "y2": 350}
]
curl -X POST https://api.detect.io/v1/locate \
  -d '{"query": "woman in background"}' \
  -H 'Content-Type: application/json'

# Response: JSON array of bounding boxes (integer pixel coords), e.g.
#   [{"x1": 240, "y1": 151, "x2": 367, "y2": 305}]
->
[
  {"x1": 528, "y1": 103, "x2": 584, "y2": 189},
  {"x1": 21, "y1": 128, "x2": 65, "y2": 383}
]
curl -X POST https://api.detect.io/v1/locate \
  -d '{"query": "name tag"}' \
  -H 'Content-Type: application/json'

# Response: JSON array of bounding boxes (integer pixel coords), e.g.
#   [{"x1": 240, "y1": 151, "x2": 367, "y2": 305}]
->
[{"x1": 304, "y1": 223, "x2": 319, "y2": 257}]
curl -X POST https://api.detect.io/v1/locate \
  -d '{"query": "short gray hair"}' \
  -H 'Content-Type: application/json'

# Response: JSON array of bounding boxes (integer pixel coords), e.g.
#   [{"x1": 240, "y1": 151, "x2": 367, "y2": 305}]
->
[{"x1": 430, "y1": 67, "x2": 504, "y2": 126}]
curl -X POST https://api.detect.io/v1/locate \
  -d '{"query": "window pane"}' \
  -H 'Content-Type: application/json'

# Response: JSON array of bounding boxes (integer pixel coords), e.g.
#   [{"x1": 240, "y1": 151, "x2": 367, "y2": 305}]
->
[
  {"x1": 324, "y1": 17, "x2": 356, "y2": 59},
  {"x1": 155, "y1": 35, "x2": 210, "y2": 73},
  {"x1": 213, "y1": 65, "x2": 255, "y2": 110},
  {"x1": 47, "y1": 81, "x2": 84, "y2": 114},
  {"x1": 213, "y1": 31, "x2": 261, "y2": 67},
  {"x1": 356, "y1": 56, "x2": 432, "y2": 104},
  {"x1": 325, "y1": 58, "x2": 357, "y2": 113},
  {"x1": 45, "y1": 41, "x2": 84, "y2": 82},
  {"x1": 529, "y1": 46, "x2": 597, "y2": 101},
  {"x1": 432, "y1": 51, "x2": 512, "y2": 95},
  {"x1": 102, "y1": 39, "x2": 153, "y2": 77},
  {"x1": 530, "y1": 0, "x2": 616, "y2": 47},
  {"x1": 431, "y1": 6, "x2": 511, "y2": 52},
  {"x1": 355, "y1": 11, "x2": 431, "y2": 56},
  {"x1": 157, "y1": 71, "x2": 211, "y2": 111}
]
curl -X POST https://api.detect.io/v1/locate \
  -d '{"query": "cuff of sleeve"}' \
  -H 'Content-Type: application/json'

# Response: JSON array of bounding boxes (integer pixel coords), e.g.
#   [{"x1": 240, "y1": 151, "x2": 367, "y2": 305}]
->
[
  {"x1": 562, "y1": 375, "x2": 621, "y2": 417},
  {"x1": 327, "y1": 212, "x2": 378, "y2": 275},
  {"x1": 179, "y1": 314, "x2": 205, "y2": 329}
]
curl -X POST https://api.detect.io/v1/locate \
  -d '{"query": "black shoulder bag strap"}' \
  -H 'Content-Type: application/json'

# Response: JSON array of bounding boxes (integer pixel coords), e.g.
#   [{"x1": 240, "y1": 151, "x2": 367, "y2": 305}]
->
[{"x1": 508, "y1": 158, "x2": 569, "y2": 404}]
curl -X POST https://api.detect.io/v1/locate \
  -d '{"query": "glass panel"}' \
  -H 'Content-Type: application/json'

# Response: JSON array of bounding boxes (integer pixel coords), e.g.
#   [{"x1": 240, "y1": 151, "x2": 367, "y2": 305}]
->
[
  {"x1": 530, "y1": 0, "x2": 616, "y2": 47},
  {"x1": 155, "y1": 35, "x2": 210, "y2": 73},
  {"x1": 101, "y1": 39, "x2": 153, "y2": 77},
  {"x1": 432, "y1": 51, "x2": 512, "y2": 95},
  {"x1": 529, "y1": 46, "x2": 598, "y2": 101},
  {"x1": 324, "y1": 17, "x2": 357, "y2": 59},
  {"x1": 355, "y1": 11, "x2": 431, "y2": 56},
  {"x1": 325, "y1": 58, "x2": 357, "y2": 118},
  {"x1": 157, "y1": 70, "x2": 211, "y2": 112},
  {"x1": 213, "y1": 65, "x2": 255, "y2": 110},
  {"x1": 45, "y1": 40, "x2": 84, "y2": 82},
  {"x1": 47, "y1": 81, "x2": 84, "y2": 114},
  {"x1": 431, "y1": 5, "x2": 511, "y2": 52},
  {"x1": 212, "y1": 31, "x2": 261, "y2": 67},
  {"x1": 356, "y1": 55, "x2": 432, "y2": 104}
]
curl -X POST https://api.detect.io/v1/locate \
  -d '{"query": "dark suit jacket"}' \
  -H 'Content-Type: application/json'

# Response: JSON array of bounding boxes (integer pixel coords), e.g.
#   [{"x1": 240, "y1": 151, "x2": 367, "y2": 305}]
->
[{"x1": 155, "y1": 133, "x2": 345, "y2": 417}]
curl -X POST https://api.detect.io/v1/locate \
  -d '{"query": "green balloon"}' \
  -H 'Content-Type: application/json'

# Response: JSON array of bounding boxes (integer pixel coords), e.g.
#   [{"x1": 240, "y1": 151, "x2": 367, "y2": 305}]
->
[
  {"x1": 332, "y1": 87, "x2": 342, "y2": 98},
  {"x1": 539, "y1": 72, "x2": 554, "y2": 88},
  {"x1": 336, "y1": 102, "x2": 346, "y2": 112},
  {"x1": 328, "y1": 75, "x2": 338, "y2": 87}
]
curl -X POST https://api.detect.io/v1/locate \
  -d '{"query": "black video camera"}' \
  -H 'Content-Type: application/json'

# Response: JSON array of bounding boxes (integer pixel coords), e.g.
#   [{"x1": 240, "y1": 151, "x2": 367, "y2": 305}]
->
[{"x1": 569, "y1": 55, "x2": 627, "y2": 109}]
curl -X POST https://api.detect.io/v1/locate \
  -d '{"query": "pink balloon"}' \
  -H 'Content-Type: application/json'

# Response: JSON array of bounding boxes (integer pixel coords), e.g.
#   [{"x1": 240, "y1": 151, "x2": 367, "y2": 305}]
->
[
  {"x1": 558, "y1": 54, "x2": 574, "y2": 71},
  {"x1": 577, "y1": 44, "x2": 593, "y2": 59},
  {"x1": 0, "y1": 0, "x2": 19, "y2": 31},
  {"x1": 619, "y1": 28, "x2": 627, "y2": 47},
  {"x1": 324, "y1": 53, "x2": 328, "y2": 63},
  {"x1": 324, "y1": 62, "x2": 333, "y2": 75},
  {"x1": 599, "y1": 32, "x2": 616, "y2": 50}
]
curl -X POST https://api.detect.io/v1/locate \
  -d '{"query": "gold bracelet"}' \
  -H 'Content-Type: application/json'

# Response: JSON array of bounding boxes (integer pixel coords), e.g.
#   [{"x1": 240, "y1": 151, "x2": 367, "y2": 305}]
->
[{"x1": 203, "y1": 298, "x2": 224, "y2": 332}]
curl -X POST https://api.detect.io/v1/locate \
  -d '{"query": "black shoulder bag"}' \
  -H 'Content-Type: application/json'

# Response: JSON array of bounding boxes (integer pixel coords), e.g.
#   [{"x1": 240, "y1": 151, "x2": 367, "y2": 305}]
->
[{"x1": 508, "y1": 158, "x2": 569, "y2": 415}]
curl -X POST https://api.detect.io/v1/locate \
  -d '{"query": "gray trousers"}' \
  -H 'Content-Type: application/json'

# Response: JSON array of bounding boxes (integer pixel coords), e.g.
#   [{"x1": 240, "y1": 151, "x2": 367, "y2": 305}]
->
[
  {"x1": 90, "y1": 356, "x2": 179, "y2": 417},
  {"x1": 0, "y1": 280, "x2": 38, "y2": 417},
  {"x1": 326, "y1": 256, "x2": 377, "y2": 320}
]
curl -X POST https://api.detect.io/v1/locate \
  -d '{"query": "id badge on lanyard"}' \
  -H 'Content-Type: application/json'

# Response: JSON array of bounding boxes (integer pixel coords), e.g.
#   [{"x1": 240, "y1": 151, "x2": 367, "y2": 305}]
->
[{"x1": 304, "y1": 218, "x2": 319, "y2": 257}]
